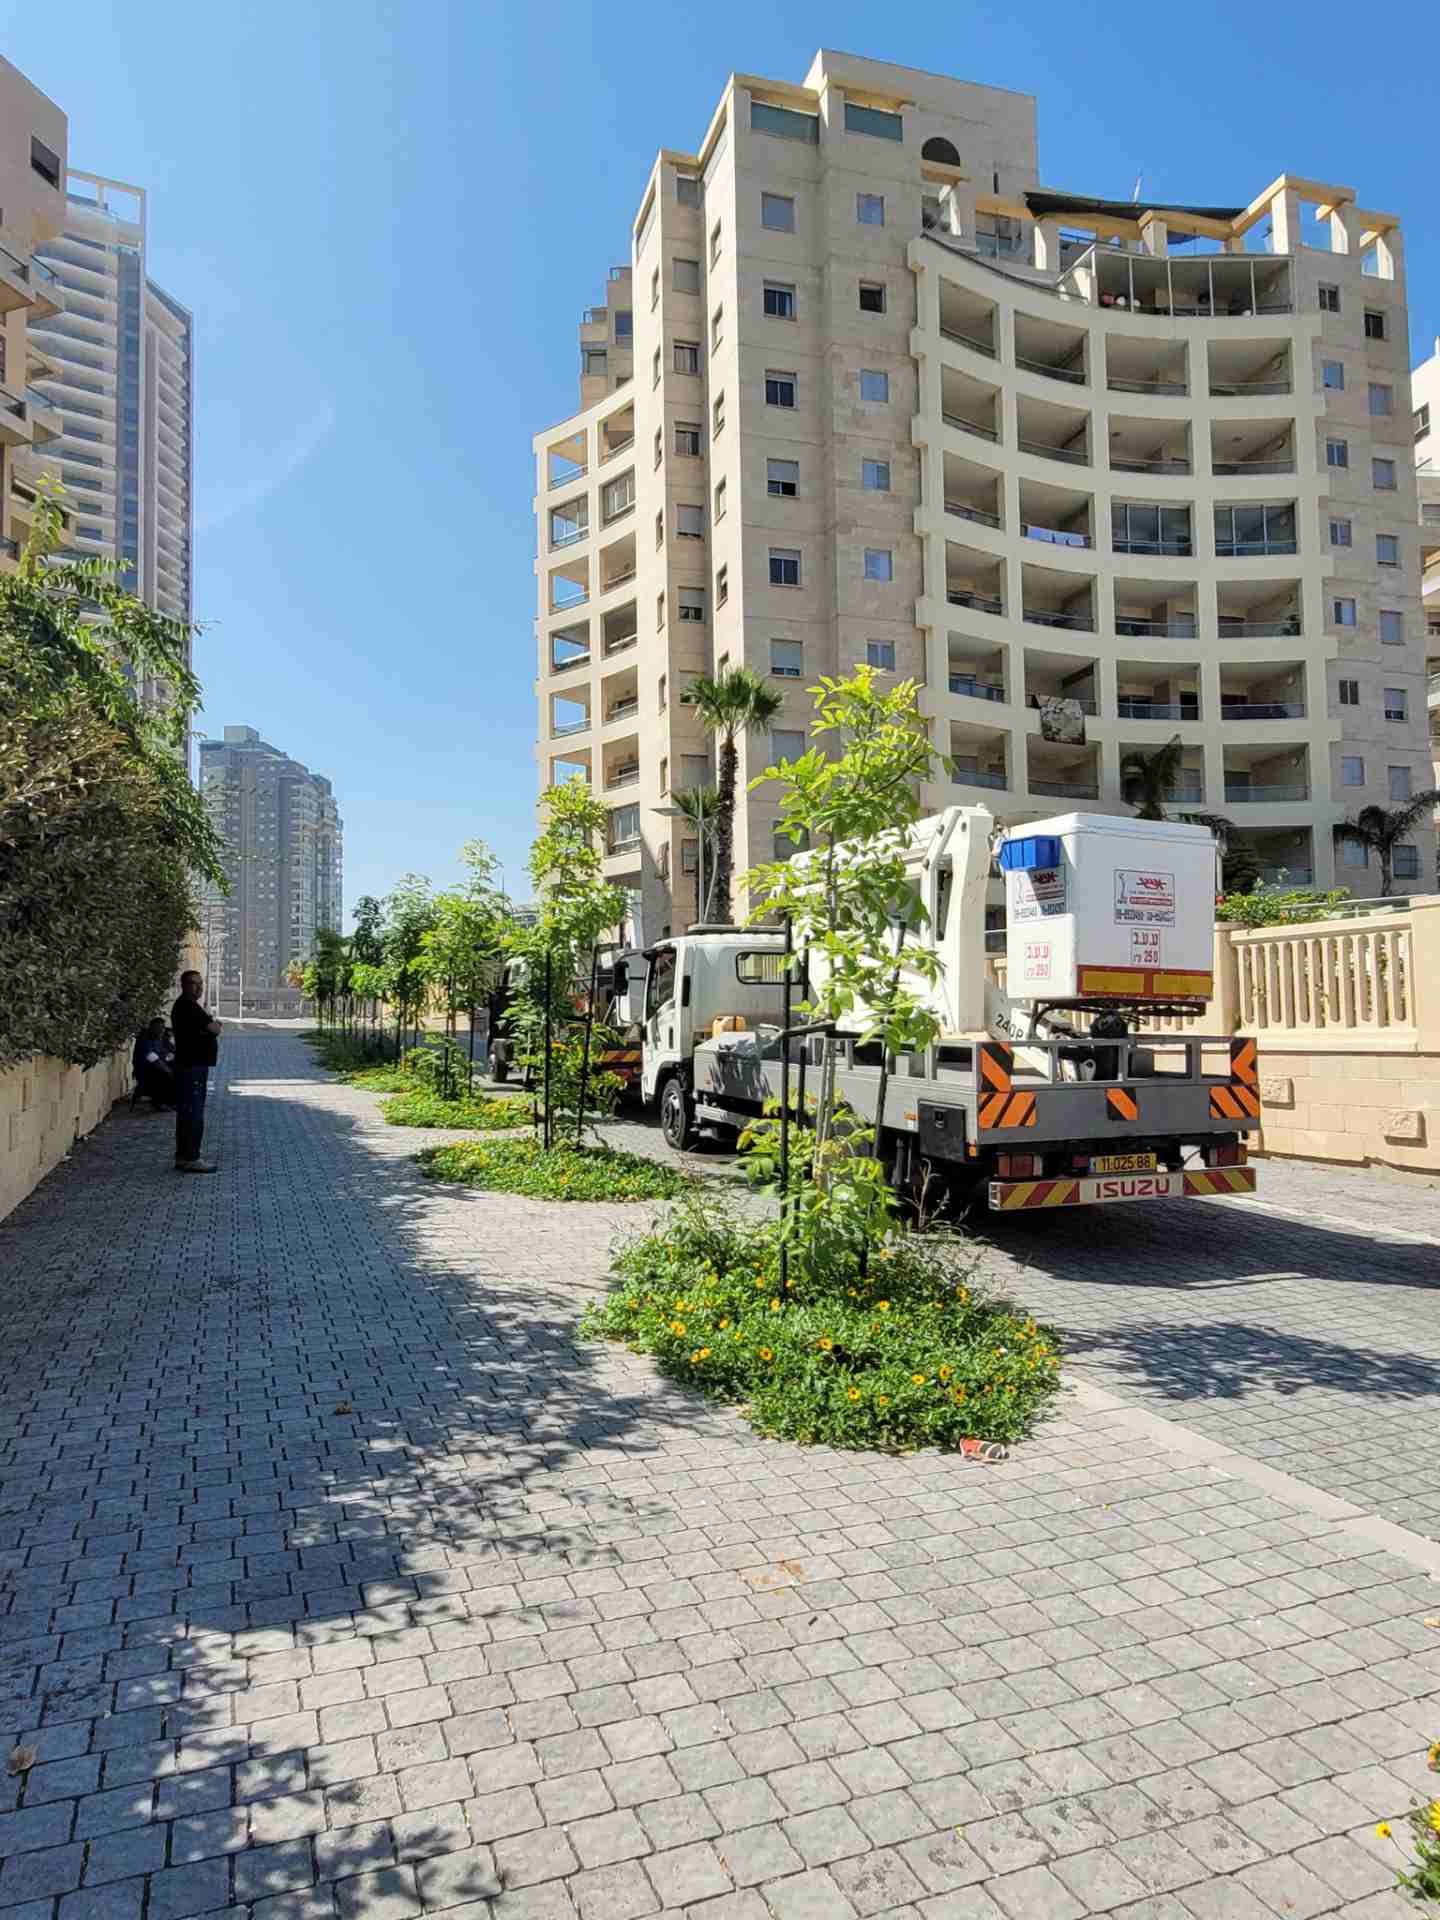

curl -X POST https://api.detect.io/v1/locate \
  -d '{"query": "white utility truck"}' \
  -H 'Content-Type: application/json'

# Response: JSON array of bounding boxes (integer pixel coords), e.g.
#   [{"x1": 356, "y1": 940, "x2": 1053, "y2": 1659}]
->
[{"x1": 624, "y1": 806, "x2": 1259, "y2": 1216}]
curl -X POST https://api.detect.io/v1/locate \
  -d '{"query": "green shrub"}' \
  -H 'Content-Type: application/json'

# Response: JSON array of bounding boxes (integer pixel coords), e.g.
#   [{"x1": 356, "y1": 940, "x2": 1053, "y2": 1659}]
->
[
  {"x1": 417, "y1": 1137, "x2": 691, "y2": 1202},
  {"x1": 381, "y1": 1089, "x2": 529, "y2": 1130},
  {"x1": 586, "y1": 1199, "x2": 1061, "y2": 1450},
  {"x1": 1216, "y1": 884, "x2": 1351, "y2": 929},
  {"x1": 1376, "y1": 1740, "x2": 1440, "y2": 1903}
]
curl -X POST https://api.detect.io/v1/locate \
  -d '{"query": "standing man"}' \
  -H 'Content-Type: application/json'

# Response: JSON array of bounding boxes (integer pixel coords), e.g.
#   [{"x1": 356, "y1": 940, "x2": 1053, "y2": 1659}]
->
[{"x1": 171, "y1": 970, "x2": 222, "y2": 1172}]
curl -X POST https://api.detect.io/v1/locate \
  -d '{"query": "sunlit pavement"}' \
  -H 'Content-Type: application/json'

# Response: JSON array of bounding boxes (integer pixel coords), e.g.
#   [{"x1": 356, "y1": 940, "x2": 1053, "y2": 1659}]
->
[{"x1": 0, "y1": 1025, "x2": 1436, "y2": 1920}]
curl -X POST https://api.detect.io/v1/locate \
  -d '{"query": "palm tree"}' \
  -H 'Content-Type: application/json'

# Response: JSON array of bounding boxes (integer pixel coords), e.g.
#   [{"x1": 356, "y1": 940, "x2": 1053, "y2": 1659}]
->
[
  {"x1": 1119, "y1": 733, "x2": 1255, "y2": 883},
  {"x1": 682, "y1": 667, "x2": 783, "y2": 922},
  {"x1": 1333, "y1": 794, "x2": 1440, "y2": 896},
  {"x1": 667, "y1": 785, "x2": 722, "y2": 921}
]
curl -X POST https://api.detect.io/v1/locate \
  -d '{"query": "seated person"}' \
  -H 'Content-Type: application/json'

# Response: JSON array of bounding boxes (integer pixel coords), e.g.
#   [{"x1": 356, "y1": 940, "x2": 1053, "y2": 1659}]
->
[{"x1": 133, "y1": 1018, "x2": 177, "y2": 1108}]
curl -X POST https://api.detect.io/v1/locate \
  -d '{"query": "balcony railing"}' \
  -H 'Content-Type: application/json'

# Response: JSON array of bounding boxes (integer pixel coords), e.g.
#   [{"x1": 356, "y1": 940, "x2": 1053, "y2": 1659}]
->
[
  {"x1": 1016, "y1": 354, "x2": 1086, "y2": 385},
  {"x1": 1110, "y1": 455, "x2": 1191, "y2": 474},
  {"x1": 946, "y1": 590, "x2": 1003, "y2": 615},
  {"x1": 1030, "y1": 777, "x2": 1099, "y2": 799},
  {"x1": 1215, "y1": 540, "x2": 1297, "y2": 558},
  {"x1": 1116, "y1": 617, "x2": 1197, "y2": 638},
  {"x1": 601, "y1": 566, "x2": 637, "y2": 590},
  {"x1": 1107, "y1": 376, "x2": 1186, "y2": 396},
  {"x1": 1022, "y1": 523, "x2": 1091, "y2": 549},
  {"x1": 550, "y1": 589, "x2": 589, "y2": 611},
  {"x1": 1218, "y1": 618, "x2": 1300, "y2": 638},
  {"x1": 948, "y1": 675, "x2": 1005, "y2": 701},
  {"x1": 946, "y1": 500, "x2": 1001, "y2": 529},
  {"x1": 1220, "y1": 701, "x2": 1305, "y2": 721},
  {"x1": 1018, "y1": 437, "x2": 1088, "y2": 466},
  {"x1": 550, "y1": 523, "x2": 589, "y2": 548},
  {"x1": 606, "y1": 766, "x2": 641, "y2": 789},
  {"x1": 939, "y1": 327, "x2": 996, "y2": 358},
  {"x1": 1211, "y1": 457, "x2": 1294, "y2": 476},
  {"x1": 1257, "y1": 865, "x2": 1313, "y2": 885},
  {"x1": 1030, "y1": 692, "x2": 1097, "y2": 714},
  {"x1": 0, "y1": 240, "x2": 32, "y2": 284},
  {"x1": 1117, "y1": 699, "x2": 1199, "y2": 721},
  {"x1": 1023, "y1": 607, "x2": 1095, "y2": 631},
  {"x1": 1113, "y1": 538, "x2": 1193, "y2": 557},
  {"x1": 943, "y1": 412, "x2": 999, "y2": 443},
  {"x1": 607, "y1": 835, "x2": 642, "y2": 854},
  {"x1": 955, "y1": 769, "x2": 1007, "y2": 790},
  {"x1": 607, "y1": 698, "x2": 640, "y2": 722},
  {"x1": 1209, "y1": 379, "x2": 1292, "y2": 397},
  {"x1": 548, "y1": 466, "x2": 587, "y2": 489},
  {"x1": 552, "y1": 717, "x2": 591, "y2": 736},
  {"x1": 0, "y1": 387, "x2": 24, "y2": 419},
  {"x1": 1224, "y1": 782, "x2": 1310, "y2": 803},
  {"x1": 602, "y1": 434, "x2": 636, "y2": 460},
  {"x1": 604, "y1": 632, "x2": 638, "y2": 654},
  {"x1": 551, "y1": 652, "x2": 591, "y2": 673}
]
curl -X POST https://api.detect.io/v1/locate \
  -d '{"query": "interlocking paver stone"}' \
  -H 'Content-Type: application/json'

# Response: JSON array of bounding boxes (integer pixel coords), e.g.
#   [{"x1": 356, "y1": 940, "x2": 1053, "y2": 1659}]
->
[{"x1": 0, "y1": 1030, "x2": 1437, "y2": 1920}]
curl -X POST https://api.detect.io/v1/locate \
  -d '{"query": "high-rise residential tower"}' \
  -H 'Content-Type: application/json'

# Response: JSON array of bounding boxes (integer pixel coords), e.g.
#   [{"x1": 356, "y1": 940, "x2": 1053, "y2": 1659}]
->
[
  {"x1": 197, "y1": 728, "x2": 344, "y2": 1014},
  {"x1": 1411, "y1": 341, "x2": 1440, "y2": 825},
  {"x1": 0, "y1": 56, "x2": 68, "y2": 572},
  {"x1": 534, "y1": 50, "x2": 1430, "y2": 930},
  {"x1": 27, "y1": 171, "x2": 193, "y2": 692}
]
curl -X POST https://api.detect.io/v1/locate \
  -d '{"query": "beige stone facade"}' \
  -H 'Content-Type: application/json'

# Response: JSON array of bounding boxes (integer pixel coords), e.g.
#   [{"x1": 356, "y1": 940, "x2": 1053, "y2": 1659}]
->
[
  {"x1": 1411, "y1": 339, "x2": 1439, "y2": 820},
  {"x1": 0, "y1": 55, "x2": 68, "y2": 571},
  {"x1": 534, "y1": 51, "x2": 1430, "y2": 937},
  {"x1": 0, "y1": 1047, "x2": 129, "y2": 1224}
]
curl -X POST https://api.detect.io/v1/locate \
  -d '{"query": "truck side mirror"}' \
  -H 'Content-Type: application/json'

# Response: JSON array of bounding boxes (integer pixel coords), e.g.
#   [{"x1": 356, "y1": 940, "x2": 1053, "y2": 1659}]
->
[{"x1": 613, "y1": 960, "x2": 628, "y2": 994}]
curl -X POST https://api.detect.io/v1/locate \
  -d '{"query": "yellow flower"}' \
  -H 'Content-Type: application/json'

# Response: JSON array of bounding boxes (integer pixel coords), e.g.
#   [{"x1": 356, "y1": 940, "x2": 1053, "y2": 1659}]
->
[
  {"x1": 758, "y1": 1347, "x2": 773, "y2": 1361},
  {"x1": 911, "y1": 1373, "x2": 926, "y2": 1386},
  {"x1": 754, "y1": 1275, "x2": 767, "y2": 1289},
  {"x1": 689, "y1": 1350, "x2": 701, "y2": 1363},
  {"x1": 959, "y1": 1288, "x2": 969, "y2": 1303},
  {"x1": 770, "y1": 1298, "x2": 781, "y2": 1314},
  {"x1": 878, "y1": 1301, "x2": 890, "y2": 1312},
  {"x1": 878, "y1": 1395, "x2": 889, "y2": 1407},
  {"x1": 719, "y1": 1318, "x2": 731, "y2": 1330},
  {"x1": 951, "y1": 1386, "x2": 967, "y2": 1404},
  {"x1": 1376, "y1": 1821, "x2": 1392, "y2": 1839},
  {"x1": 670, "y1": 1321, "x2": 686, "y2": 1336},
  {"x1": 817, "y1": 1338, "x2": 833, "y2": 1351},
  {"x1": 847, "y1": 1388, "x2": 861, "y2": 1402},
  {"x1": 698, "y1": 1347, "x2": 711, "y2": 1359},
  {"x1": 1428, "y1": 1741, "x2": 1440, "y2": 1770},
  {"x1": 939, "y1": 1365, "x2": 952, "y2": 1381},
  {"x1": 1430, "y1": 1801, "x2": 1440, "y2": 1834}
]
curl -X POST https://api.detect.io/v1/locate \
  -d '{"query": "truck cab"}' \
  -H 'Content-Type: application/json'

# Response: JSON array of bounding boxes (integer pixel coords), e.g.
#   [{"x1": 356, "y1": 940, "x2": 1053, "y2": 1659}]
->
[{"x1": 638, "y1": 927, "x2": 789, "y2": 1147}]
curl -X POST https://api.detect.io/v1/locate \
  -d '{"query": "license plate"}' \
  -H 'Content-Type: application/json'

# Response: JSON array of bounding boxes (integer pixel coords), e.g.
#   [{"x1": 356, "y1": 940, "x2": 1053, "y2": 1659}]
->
[{"x1": 1090, "y1": 1152, "x2": 1157, "y2": 1174}]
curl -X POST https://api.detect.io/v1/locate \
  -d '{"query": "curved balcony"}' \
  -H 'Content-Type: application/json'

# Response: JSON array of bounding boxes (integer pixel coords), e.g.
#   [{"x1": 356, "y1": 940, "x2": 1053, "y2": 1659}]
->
[
  {"x1": 947, "y1": 500, "x2": 1002, "y2": 529},
  {"x1": 943, "y1": 412, "x2": 1000, "y2": 444},
  {"x1": 1018, "y1": 437, "x2": 1087, "y2": 467},
  {"x1": 940, "y1": 326, "x2": 996, "y2": 359},
  {"x1": 947, "y1": 589, "x2": 1004, "y2": 616}
]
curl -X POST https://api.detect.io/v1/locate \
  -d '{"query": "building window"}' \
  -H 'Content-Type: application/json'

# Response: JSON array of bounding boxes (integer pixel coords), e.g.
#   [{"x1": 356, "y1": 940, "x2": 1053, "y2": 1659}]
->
[
  {"x1": 866, "y1": 640, "x2": 896, "y2": 670},
  {"x1": 1364, "y1": 309, "x2": 1386, "y2": 340},
  {"x1": 713, "y1": 392, "x2": 725, "y2": 436},
  {"x1": 844, "y1": 101, "x2": 903, "y2": 141},
  {"x1": 1322, "y1": 360, "x2": 1344, "y2": 390},
  {"x1": 1338, "y1": 678, "x2": 1359, "y2": 706},
  {"x1": 1214, "y1": 504, "x2": 1295, "y2": 555},
  {"x1": 710, "y1": 221, "x2": 722, "y2": 266},
  {"x1": 1326, "y1": 438, "x2": 1348, "y2": 468},
  {"x1": 30, "y1": 137, "x2": 60, "y2": 188},
  {"x1": 761, "y1": 192, "x2": 796, "y2": 233},
  {"x1": 1380, "y1": 609, "x2": 1404, "y2": 644},
  {"x1": 771, "y1": 729, "x2": 806, "y2": 763},
  {"x1": 1416, "y1": 403, "x2": 1432, "y2": 443},
  {"x1": 674, "y1": 340, "x2": 700, "y2": 374},
  {"x1": 1384, "y1": 688, "x2": 1407, "y2": 721},
  {"x1": 650, "y1": 267, "x2": 660, "y2": 309},
  {"x1": 1319, "y1": 284, "x2": 1340, "y2": 313},
  {"x1": 614, "y1": 311, "x2": 632, "y2": 341},
  {"x1": 769, "y1": 548, "x2": 801, "y2": 586},
  {"x1": 676, "y1": 502, "x2": 704, "y2": 539},
  {"x1": 1373, "y1": 457, "x2": 1397, "y2": 489},
  {"x1": 676, "y1": 172, "x2": 701, "y2": 205},
  {"x1": 751, "y1": 99, "x2": 819, "y2": 143},
  {"x1": 860, "y1": 369, "x2": 889, "y2": 403},
  {"x1": 1329, "y1": 517, "x2": 1352, "y2": 547},
  {"x1": 602, "y1": 473, "x2": 635, "y2": 521},
  {"x1": 609, "y1": 804, "x2": 641, "y2": 850},
  {"x1": 716, "y1": 565, "x2": 729, "y2": 605},
  {"x1": 1393, "y1": 843, "x2": 1421, "y2": 880},
  {"x1": 658, "y1": 676, "x2": 668, "y2": 713},
  {"x1": 714, "y1": 477, "x2": 727, "y2": 521},
  {"x1": 711, "y1": 306, "x2": 723, "y2": 349},
  {"x1": 1376, "y1": 533, "x2": 1400, "y2": 567},
  {"x1": 1339, "y1": 838, "x2": 1368, "y2": 869},
  {"x1": 1333, "y1": 597, "x2": 1357, "y2": 627},
  {"x1": 656, "y1": 591, "x2": 665, "y2": 628},
  {"x1": 862, "y1": 459, "x2": 891, "y2": 491},
  {"x1": 856, "y1": 192, "x2": 886, "y2": 226},
  {"x1": 675, "y1": 421, "x2": 702, "y2": 456},
  {"x1": 1368, "y1": 383, "x2": 1393, "y2": 416},
  {"x1": 771, "y1": 639, "x2": 803, "y2": 678},
  {"x1": 655, "y1": 509, "x2": 664, "y2": 547},
  {"x1": 651, "y1": 347, "x2": 662, "y2": 388},
  {"x1": 765, "y1": 369, "x2": 797, "y2": 408},
  {"x1": 858, "y1": 281, "x2": 886, "y2": 313},
  {"x1": 763, "y1": 281, "x2": 796, "y2": 319},
  {"x1": 1389, "y1": 765, "x2": 1412, "y2": 801},
  {"x1": 767, "y1": 457, "x2": 799, "y2": 498},
  {"x1": 678, "y1": 588, "x2": 705, "y2": 624},
  {"x1": 672, "y1": 256, "x2": 700, "y2": 295},
  {"x1": 1341, "y1": 756, "x2": 1364, "y2": 787},
  {"x1": 584, "y1": 348, "x2": 608, "y2": 375},
  {"x1": 863, "y1": 548, "x2": 893, "y2": 581},
  {"x1": 681, "y1": 839, "x2": 698, "y2": 874}
]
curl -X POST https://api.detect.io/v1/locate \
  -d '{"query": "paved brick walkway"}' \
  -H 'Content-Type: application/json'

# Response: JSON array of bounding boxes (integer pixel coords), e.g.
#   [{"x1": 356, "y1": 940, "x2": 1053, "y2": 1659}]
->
[{"x1": 1, "y1": 1026, "x2": 1438, "y2": 1920}]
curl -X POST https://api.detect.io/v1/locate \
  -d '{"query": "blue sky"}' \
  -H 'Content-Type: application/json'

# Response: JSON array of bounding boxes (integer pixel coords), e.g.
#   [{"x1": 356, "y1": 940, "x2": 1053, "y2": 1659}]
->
[{"x1": 4, "y1": 0, "x2": 1435, "y2": 919}]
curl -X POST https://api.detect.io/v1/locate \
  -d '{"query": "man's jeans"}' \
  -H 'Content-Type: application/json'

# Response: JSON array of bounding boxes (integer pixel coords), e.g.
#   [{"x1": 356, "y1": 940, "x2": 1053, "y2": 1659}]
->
[{"x1": 175, "y1": 1064, "x2": 210, "y2": 1165}]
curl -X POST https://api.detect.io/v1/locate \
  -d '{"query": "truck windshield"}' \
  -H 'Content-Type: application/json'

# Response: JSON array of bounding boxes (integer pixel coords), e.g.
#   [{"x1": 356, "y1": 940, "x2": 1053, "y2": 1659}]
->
[{"x1": 646, "y1": 948, "x2": 677, "y2": 1017}]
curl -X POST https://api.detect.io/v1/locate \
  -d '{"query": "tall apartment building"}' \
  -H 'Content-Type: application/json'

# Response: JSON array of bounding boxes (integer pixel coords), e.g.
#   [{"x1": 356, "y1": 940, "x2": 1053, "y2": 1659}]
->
[
  {"x1": 197, "y1": 727, "x2": 344, "y2": 1014},
  {"x1": 1412, "y1": 341, "x2": 1440, "y2": 821},
  {"x1": 533, "y1": 49, "x2": 1431, "y2": 931},
  {"x1": 26, "y1": 171, "x2": 193, "y2": 687},
  {"x1": 0, "y1": 57, "x2": 68, "y2": 572}
]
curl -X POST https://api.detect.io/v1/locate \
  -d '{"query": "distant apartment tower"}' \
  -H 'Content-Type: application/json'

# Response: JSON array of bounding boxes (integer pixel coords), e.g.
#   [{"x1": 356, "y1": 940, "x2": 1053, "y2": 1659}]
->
[
  {"x1": 0, "y1": 57, "x2": 69, "y2": 571},
  {"x1": 1411, "y1": 340, "x2": 1440, "y2": 822},
  {"x1": 198, "y1": 728, "x2": 344, "y2": 1013},
  {"x1": 27, "y1": 170, "x2": 193, "y2": 700},
  {"x1": 533, "y1": 49, "x2": 1430, "y2": 928}
]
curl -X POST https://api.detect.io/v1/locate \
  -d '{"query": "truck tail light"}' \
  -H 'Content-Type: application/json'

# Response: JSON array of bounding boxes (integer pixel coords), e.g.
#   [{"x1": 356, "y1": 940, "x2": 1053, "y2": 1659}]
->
[
  {"x1": 1209, "y1": 1143, "x2": 1246, "y2": 1166},
  {"x1": 998, "y1": 1153, "x2": 1041, "y2": 1178}
]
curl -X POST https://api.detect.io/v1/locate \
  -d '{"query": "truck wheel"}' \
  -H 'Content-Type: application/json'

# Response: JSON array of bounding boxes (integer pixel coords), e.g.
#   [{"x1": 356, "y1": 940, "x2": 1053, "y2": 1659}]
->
[{"x1": 660, "y1": 1078, "x2": 697, "y2": 1152}]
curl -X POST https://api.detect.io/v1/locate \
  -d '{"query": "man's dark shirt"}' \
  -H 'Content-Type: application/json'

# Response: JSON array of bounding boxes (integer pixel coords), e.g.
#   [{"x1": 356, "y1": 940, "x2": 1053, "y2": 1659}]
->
[{"x1": 171, "y1": 995, "x2": 218, "y2": 1069}]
